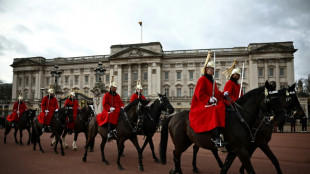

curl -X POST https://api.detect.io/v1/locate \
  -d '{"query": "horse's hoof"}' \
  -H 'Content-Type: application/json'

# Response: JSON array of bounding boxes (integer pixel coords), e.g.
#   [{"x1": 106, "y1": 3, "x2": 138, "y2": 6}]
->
[
  {"x1": 82, "y1": 157, "x2": 87, "y2": 162},
  {"x1": 61, "y1": 152, "x2": 65, "y2": 156},
  {"x1": 40, "y1": 150, "x2": 45, "y2": 153},
  {"x1": 138, "y1": 165, "x2": 144, "y2": 171},
  {"x1": 169, "y1": 169, "x2": 176, "y2": 174},
  {"x1": 154, "y1": 158, "x2": 160, "y2": 163},
  {"x1": 121, "y1": 154, "x2": 125, "y2": 157},
  {"x1": 118, "y1": 165, "x2": 124, "y2": 170},
  {"x1": 73, "y1": 148, "x2": 77, "y2": 151},
  {"x1": 103, "y1": 160, "x2": 109, "y2": 165},
  {"x1": 55, "y1": 151, "x2": 58, "y2": 154},
  {"x1": 192, "y1": 167, "x2": 199, "y2": 173}
]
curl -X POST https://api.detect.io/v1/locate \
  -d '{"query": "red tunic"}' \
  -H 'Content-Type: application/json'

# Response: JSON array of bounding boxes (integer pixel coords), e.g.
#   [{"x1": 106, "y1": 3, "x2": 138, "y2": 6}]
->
[
  {"x1": 223, "y1": 79, "x2": 243, "y2": 105},
  {"x1": 130, "y1": 93, "x2": 146, "y2": 103},
  {"x1": 7, "y1": 101, "x2": 27, "y2": 122},
  {"x1": 38, "y1": 95, "x2": 59, "y2": 125},
  {"x1": 189, "y1": 75, "x2": 226, "y2": 133},
  {"x1": 64, "y1": 98, "x2": 80, "y2": 130},
  {"x1": 97, "y1": 92, "x2": 124, "y2": 126}
]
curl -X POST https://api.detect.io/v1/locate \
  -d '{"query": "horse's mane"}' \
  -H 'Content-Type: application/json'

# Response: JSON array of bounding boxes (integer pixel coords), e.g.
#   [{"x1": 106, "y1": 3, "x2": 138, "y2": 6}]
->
[
  {"x1": 236, "y1": 86, "x2": 264, "y2": 104},
  {"x1": 124, "y1": 99, "x2": 140, "y2": 112}
]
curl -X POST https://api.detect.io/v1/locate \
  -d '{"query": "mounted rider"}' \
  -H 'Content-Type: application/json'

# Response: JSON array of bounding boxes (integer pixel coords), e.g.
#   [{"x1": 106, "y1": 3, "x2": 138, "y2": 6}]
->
[
  {"x1": 189, "y1": 51, "x2": 229, "y2": 147},
  {"x1": 64, "y1": 91, "x2": 80, "y2": 134},
  {"x1": 96, "y1": 76, "x2": 124, "y2": 141},
  {"x1": 130, "y1": 80, "x2": 146, "y2": 102},
  {"x1": 7, "y1": 93, "x2": 28, "y2": 127},
  {"x1": 38, "y1": 88, "x2": 59, "y2": 132},
  {"x1": 223, "y1": 60, "x2": 243, "y2": 104}
]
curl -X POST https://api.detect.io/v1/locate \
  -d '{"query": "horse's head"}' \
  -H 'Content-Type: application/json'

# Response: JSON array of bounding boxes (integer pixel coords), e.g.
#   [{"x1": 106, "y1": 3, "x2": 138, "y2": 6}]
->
[
  {"x1": 158, "y1": 93, "x2": 174, "y2": 114},
  {"x1": 85, "y1": 102, "x2": 96, "y2": 121},
  {"x1": 261, "y1": 81, "x2": 286, "y2": 121},
  {"x1": 22, "y1": 109, "x2": 36, "y2": 125},
  {"x1": 280, "y1": 83, "x2": 306, "y2": 119}
]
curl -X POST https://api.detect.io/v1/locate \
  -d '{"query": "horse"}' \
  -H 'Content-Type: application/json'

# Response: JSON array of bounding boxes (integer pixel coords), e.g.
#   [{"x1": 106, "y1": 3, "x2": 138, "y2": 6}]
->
[
  {"x1": 159, "y1": 81, "x2": 286, "y2": 174},
  {"x1": 127, "y1": 93, "x2": 174, "y2": 163},
  {"x1": 4, "y1": 109, "x2": 36, "y2": 145},
  {"x1": 31, "y1": 106, "x2": 73, "y2": 155},
  {"x1": 82, "y1": 98, "x2": 150, "y2": 171},
  {"x1": 234, "y1": 84, "x2": 306, "y2": 174},
  {"x1": 53, "y1": 102, "x2": 96, "y2": 151}
]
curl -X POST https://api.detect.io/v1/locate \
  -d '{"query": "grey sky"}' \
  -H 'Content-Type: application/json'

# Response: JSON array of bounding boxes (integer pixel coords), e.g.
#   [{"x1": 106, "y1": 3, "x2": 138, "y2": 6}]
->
[{"x1": 0, "y1": 0, "x2": 309, "y2": 83}]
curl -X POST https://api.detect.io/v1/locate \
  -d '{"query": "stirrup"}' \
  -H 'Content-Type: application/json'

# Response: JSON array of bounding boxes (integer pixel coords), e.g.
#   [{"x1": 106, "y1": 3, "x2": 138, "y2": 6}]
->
[{"x1": 213, "y1": 138, "x2": 228, "y2": 148}]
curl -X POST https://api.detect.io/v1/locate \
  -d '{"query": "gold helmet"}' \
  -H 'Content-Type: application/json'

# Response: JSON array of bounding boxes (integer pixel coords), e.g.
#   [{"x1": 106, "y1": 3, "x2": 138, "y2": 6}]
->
[
  {"x1": 136, "y1": 80, "x2": 143, "y2": 90},
  {"x1": 201, "y1": 51, "x2": 213, "y2": 74},
  {"x1": 48, "y1": 88, "x2": 54, "y2": 94},
  {"x1": 18, "y1": 93, "x2": 23, "y2": 100},
  {"x1": 222, "y1": 60, "x2": 240, "y2": 79}
]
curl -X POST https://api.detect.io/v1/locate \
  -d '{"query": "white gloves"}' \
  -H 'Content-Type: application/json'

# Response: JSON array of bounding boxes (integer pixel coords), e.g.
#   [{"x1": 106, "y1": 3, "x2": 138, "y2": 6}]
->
[
  {"x1": 17, "y1": 111, "x2": 20, "y2": 114},
  {"x1": 121, "y1": 107, "x2": 124, "y2": 109},
  {"x1": 224, "y1": 91, "x2": 229, "y2": 97},
  {"x1": 209, "y1": 97, "x2": 217, "y2": 104},
  {"x1": 109, "y1": 107, "x2": 115, "y2": 112},
  {"x1": 55, "y1": 109, "x2": 58, "y2": 112},
  {"x1": 45, "y1": 110, "x2": 49, "y2": 113}
]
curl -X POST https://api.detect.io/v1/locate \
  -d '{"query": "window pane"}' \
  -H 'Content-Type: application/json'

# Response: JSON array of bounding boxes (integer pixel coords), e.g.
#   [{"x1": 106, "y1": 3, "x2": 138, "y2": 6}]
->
[
  {"x1": 269, "y1": 68, "x2": 274, "y2": 77},
  {"x1": 189, "y1": 71, "x2": 194, "y2": 80},
  {"x1": 46, "y1": 77, "x2": 49, "y2": 85},
  {"x1": 133, "y1": 73, "x2": 138, "y2": 80},
  {"x1": 75, "y1": 76, "x2": 79, "y2": 84},
  {"x1": 123, "y1": 73, "x2": 128, "y2": 81},
  {"x1": 65, "y1": 76, "x2": 69, "y2": 84},
  {"x1": 144, "y1": 72, "x2": 148, "y2": 80},
  {"x1": 215, "y1": 70, "x2": 219, "y2": 79},
  {"x1": 165, "y1": 72, "x2": 169, "y2": 80},
  {"x1": 258, "y1": 68, "x2": 263, "y2": 77},
  {"x1": 143, "y1": 88, "x2": 148, "y2": 96},
  {"x1": 177, "y1": 72, "x2": 181, "y2": 80},
  {"x1": 123, "y1": 88, "x2": 128, "y2": 97},
  {"x1": 280, "y1": 68, "x2": 285, "y2": 76},
  {"x1": 165, "y1": 88, "x2": 169, "y2": 97},
  {"x1": 85, "y1": 76, "x2": 89, "y2": 83},
  {"x1": 190, "y1": 88, "x2": 194, "y2": 97},
  {"x1": 177, "y1": 88, "x2": 181, "y2": 97},
  {"x1": 106, "y1": 75, "x2": 110, "y2": 83}
]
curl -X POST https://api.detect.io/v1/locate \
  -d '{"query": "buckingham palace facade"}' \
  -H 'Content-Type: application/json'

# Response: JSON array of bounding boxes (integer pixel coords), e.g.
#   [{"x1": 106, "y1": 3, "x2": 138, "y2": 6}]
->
[{"x1": 10, "y1": 41, "x2": 299, "y2": 112}]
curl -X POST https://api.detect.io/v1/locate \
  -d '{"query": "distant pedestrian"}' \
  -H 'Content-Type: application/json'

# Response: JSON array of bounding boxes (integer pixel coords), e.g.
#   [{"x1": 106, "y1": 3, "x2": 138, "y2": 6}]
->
[{"x1": 300, "y1": 115, "x2": 307, "y2": 132}]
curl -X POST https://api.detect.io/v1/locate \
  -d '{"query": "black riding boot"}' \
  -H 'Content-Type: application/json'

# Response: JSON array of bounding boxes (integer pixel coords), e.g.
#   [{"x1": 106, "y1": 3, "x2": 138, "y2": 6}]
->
[
  {"x1": 211, "y1": 127, "x2": 228, "y2": 147},
  {"x1": 107, "y1": 123, "x2": 116, "y2": 141}
]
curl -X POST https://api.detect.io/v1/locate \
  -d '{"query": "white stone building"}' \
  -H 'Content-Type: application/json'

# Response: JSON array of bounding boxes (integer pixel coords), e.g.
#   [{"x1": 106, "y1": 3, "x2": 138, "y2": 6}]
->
[{"x1": 10, "y1": 41, "x2": 307, "y2": 115}]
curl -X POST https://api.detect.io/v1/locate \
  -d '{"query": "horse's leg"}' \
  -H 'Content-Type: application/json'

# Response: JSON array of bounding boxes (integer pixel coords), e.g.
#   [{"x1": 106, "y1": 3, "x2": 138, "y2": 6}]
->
[
  {"x1": 192, "y1": 145, "x2": 200, "y2": 173},
  {"x1": 171, "y1": 149, "x2": 184, "y2": 174},
  {"x1": 72, "y1": 132, "x2": 78, "y2": 151},
  {"x1": 233, "y1": 149, "x2": 255, "y2": 174},
  {"x1": 100, "y1": 135, "x2": 109, "y2": 165},
  {"x1": 19, "y1": 128, "x2": 23, "y2": 145},
  {"x1": 239, "y1": 146, "x2": 257, "y2": 174},
  {"x1": 82, "y1": 124, "x2": 98, "y2": 162},
  {"x1": 27, "y1": 127, "x2": 31, "y2": 145},
  {"x1": 259, "y1": 144, "x2": 282, "y2": 174},
  {"x1": 14, "y1": 128, "x2": 19, "y2": 144},
  {"x1": 37, "y1": 133, "x2": 45, "y2": 153},
  {"x1": 220, "y1": 152, "x2": 237, "y2": 174},
  {"x1": 59, "y1": 133, "x2": 65, "y2": 156},
  {"x1": 148, "y1": 136, "x2": 160, "y2": 163},
  {"x1": 130, "y1": 137, "x2": 144, "y2": 171},
  {"x1": 62, "y1": 130, "x2": 68, "y2": 148},
  {"x1": 212, "y1": 149, "x2": 223, "y2": 168},
  {"x1": 4, "y1": 124, "x2": 11, "y2": 144}
]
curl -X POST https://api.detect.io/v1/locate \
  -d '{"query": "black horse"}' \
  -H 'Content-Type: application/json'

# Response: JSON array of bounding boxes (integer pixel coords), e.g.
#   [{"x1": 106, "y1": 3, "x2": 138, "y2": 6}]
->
[
  {"x1": 32, "y1": 107, "x2": 73, "y2": 155},
  {"x1": 130, "y1": 93, "x2": 174, "y2": 163},
  {"x1": 160, "y1": 81, "x2": 285, "y2": 174},
  {"x1": 82, "y1": 98, "x2": 149, "y2": 171},
  {"x1": 4, "y1": 109, "x2": 36, "y2": 145},
  {"x1": 51, "y1": 102, "x2": 96, "y2": 151},
  {"x1": 233, "y1": 84, "x2": 306, "y2": 174}
]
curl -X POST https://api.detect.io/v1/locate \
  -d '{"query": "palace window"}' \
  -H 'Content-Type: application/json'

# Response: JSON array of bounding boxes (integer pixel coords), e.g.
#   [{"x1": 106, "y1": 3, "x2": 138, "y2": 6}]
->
[
  {"x1": 177, "y1": 71, "x2": 181, "y2": 80},
  {"x1": 133, "y1": 73, "x2": 138, "y2": 81},
  {"x1": 84, "y1": 75, "x2": 89, "y2": 83},
  {"x1": 143, "y1": 88, "x2": 148, "y2": 96},
  {"x1": 189, "y1": 71, "x2": 194, "y2": 80},
  {"x1": 123, "y1": 87, "x2": 128, "y2": 98},
  {"x1": 65, "y1": 76, "x2": 69, "y2": 84},
  {"x1": 46, "y1": 77, "x2": 50, "y2": 85},
  {"x1": 75, "y1": 76, "x2": 79, "y2": 84},
  {"x1": 215, "y1": 70, "x2": 219, "y2": 79},
  {"x1": 269, "y1": 68, "x2": 274, "y2": 77},
  {"x1": 143, "y1": 72, "x2": 148, "y2": 80},
  {"x1": 164, "y1": 72, "x2": 169, "y2": 80},
  {"x1": 280, "y1": 67, "x2": 285, "y2": 77},
  {"x1": 258, "y1": 68, "x2": 264, "y2": 77},
  {"x1": 189, "y1": 88, "x2": 194, "y2": 97},
  {"x1": 25, "y1": 77, "x2": 29, "y2": 86},
  {"x1": 32, "y1": 78, "x2": 36, "y2": 86},
  {"x1": 177, "y1": 88, "x2": 181, "y2": 97},
  {"x1": 164, "y1": 88, "x2": 169, "y2": 97},
  {"x1": 106, "y1": 74, "x2": 110, "y2": 83},
  {"x1": 123, "y1": 73, "x2": 128, "y2": 81}
]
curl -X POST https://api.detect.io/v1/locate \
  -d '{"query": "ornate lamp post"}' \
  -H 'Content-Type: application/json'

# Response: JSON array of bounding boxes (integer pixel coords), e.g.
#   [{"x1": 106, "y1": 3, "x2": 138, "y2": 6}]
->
[
  {"x1": 51, "y1": 65, "x2": 62, "y2": 84},
  {"x1": 91, "y1": 62, "x2": 107, "y2": 112}
]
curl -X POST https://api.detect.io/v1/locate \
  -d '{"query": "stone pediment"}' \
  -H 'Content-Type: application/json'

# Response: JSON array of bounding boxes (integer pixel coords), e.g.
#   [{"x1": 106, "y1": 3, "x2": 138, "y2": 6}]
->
[
  {"x1": 108, "y1": 46, "x2": 163, "y2": 59},
  {"x1": 10, "y1": 58, "x2": 42, "y2": 67},
  {"x1": 249, "y1": 43, "x2": 296, "y2": 53}
]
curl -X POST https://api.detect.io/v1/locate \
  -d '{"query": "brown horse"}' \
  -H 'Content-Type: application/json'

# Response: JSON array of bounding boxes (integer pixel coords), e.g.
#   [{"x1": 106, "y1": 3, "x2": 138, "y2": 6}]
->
[
  {"x1": 82, "y1": 98, "x2": 149, "y2": 171},
  {"x1": 32, "y1": 106, "x2": 73, "y2": 155},
  {"x1": 160, "y1": 81, "x2": 285, "y2": 174},
  {"x1": 4, "y1": 109, "x2": 36, "y2": 145}
]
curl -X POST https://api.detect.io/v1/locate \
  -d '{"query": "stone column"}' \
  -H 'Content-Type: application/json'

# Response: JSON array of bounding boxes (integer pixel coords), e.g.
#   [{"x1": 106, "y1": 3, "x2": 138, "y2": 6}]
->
[
  {"x1": 128, "y1": 64, "x2": 132, "y2": 94},
  {"x1": 147, "y1": 63, "x2": 152, "y2": 97},
  {"x1": 275, "y1": 60, "x2": 280, "y2": 89},
  {"x1": 12, "y1": 72, "x2": 18, "y2": 101},
  {"x1": 116, "y1": 65, "x2": 122, "y2": 96},
  {"x1": 156, "y1": 63, "x2": 161, "y2": 94},
  {"x1": 249, "y1": 59, "x2": 258, "y2": 89},
  {"x1": 138, "y1": 63, "x2": 142, "y2": 82}
]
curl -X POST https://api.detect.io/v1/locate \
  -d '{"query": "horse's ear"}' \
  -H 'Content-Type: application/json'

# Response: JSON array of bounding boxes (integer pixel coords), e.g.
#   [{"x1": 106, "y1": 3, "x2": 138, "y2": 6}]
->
[
  {"x1": 289, "y1": 83, "x2": 296, "y2": 91},
  {"x1": 265, "y1": 81, "x2": 270, "y2": 90}
]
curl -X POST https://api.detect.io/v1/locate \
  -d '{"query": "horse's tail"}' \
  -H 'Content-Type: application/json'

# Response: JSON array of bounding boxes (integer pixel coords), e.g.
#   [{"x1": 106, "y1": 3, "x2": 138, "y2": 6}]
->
[{"x1": 159, "y1": 115, "x2": 173, "y2": 165}]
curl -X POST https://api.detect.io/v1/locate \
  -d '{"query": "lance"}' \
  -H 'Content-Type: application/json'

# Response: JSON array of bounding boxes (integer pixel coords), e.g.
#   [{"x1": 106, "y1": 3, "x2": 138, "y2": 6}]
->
[
  {"x1": 239, "y1": 63, "x2": 245, "y2": 98},
  {"x1": 137, "y1": 79, "x2": 140, "y2": 99},
  {"x1": 111, "y1": 75, "x2": 114, "y2": 107},
  {"x1": 212, "y1": 51, "x2": 216, "y2": 98},
  {"x1": 17, "y1": 97, "x2": 20, "y2": 117}
]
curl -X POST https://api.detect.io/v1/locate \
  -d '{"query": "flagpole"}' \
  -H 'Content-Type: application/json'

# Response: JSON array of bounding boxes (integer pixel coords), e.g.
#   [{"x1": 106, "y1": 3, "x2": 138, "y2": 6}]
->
[{"x1": 139, "y1": 21, "x2": 142, "y2": 43}]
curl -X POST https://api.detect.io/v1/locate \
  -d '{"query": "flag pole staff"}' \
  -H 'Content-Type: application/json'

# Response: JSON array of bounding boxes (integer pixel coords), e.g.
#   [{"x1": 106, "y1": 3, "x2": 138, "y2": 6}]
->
[{"x1": 139, "y1": 21, "x2": 142, "y2": 43}]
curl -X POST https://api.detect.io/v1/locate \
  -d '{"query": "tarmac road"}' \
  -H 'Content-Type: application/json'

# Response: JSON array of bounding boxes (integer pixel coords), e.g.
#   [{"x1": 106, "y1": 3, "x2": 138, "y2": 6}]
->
[{"x1": 0, "y1": 129, "x2": 309, "y2": 174}]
